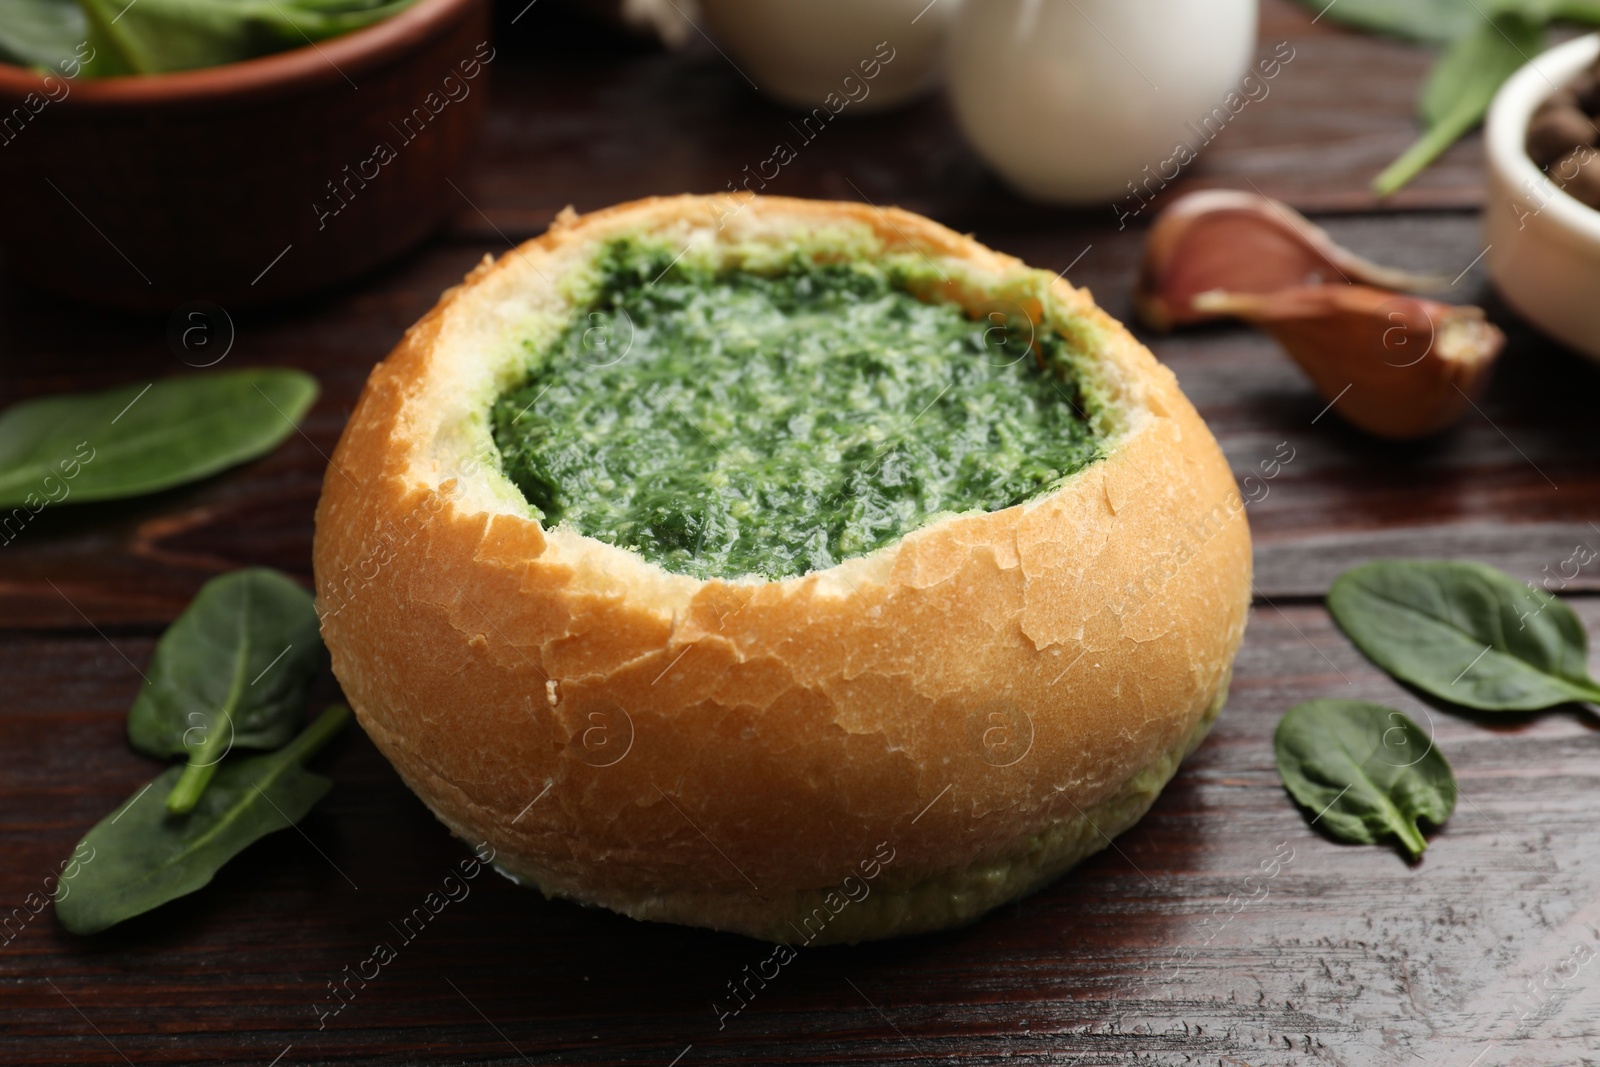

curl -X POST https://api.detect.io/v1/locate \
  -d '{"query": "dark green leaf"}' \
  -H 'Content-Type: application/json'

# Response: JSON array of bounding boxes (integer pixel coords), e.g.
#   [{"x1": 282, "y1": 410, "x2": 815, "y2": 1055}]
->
[
  {"x1": 55, "y1": 705, "x2": 350, "y2": 936},
  {"x1": 1328, "y1": 560, "x2": 1600, "y2": 711},
  {"x1": 1293, "y1": 0, "x2": 1490, "y2": 43},
  {"x1": 1418, "y1": 12, "x2": 1544, "y2": 126},
  {"x1": 1296, "y1": 0, "x2": 1600, "y2": 41},
  {"x1": 1374, "y1": 12, "x2": 1545, "y2": 195},
  {"x1": 0, "y1": 368, "x2": 317, "y2": 509},
  {"x1": 127, "y1": 569, "x2": 323, "y2": 813},
  {"x1": 1275, "y1": 700, "x2": 1456, "y2": 859},
  {"x1": 1550, "y1": 0, "x2": 1600, "y2": 21},
  {"x1": 0, "y1": 0, "x2": 85, "y2": 69},
  {"x1": 79, "y1": 0, "x2": 417, "y2": 74}
]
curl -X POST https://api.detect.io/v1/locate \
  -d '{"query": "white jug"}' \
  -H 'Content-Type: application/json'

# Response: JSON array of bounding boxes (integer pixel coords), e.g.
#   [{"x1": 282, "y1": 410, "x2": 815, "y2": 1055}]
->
[{"x1": 948, "y1": 0, "x2": 1261, "y2": 204}]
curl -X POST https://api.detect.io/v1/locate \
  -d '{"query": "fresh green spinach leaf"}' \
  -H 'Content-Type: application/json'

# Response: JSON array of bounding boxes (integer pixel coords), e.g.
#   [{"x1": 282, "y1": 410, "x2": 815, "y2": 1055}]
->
[
  {"x1": 55, "y1": 705, "x2": 349, "y2": 936},
  {"x1": 1373, "y1": 12, "x2": 1545, "y2": 195},
  {"x1": 0, "y1": 0, "x2": 413, "y2": 76},
  {"x1": 78, "y1": 0, "x2": 417, "y2": 75},
  {"x1": 0, "y1": 368, "x2": 317, "y2": 509},
  {"x1": 1310, "y1": 0, "x2": 1600, "y2": 195},
  {"x1": 0, "y1": 0, "x2": 85, "y2": 69},
  {"x1": 1275, "y1": 699, "x2": 1456, "y2": 859},
  {"x1": 128, "y1": 569, "x2": 323, "y2": 814},
  {"x1": 1329, "y1": 560, "x2": 1600, "y2": 710},
  {"x1": 1293, "y1": 0, "x2": 1489, "y2": 43},
  {"x1": 1551, "y1": 0, "x2": 1600, "y2": 19},
  {"x1": 1298, "y1": 0, "x2": 1600, "y2": 41},
  {"x1": 1416, "y1": 13, "x2": 1542, "y2": 126}
]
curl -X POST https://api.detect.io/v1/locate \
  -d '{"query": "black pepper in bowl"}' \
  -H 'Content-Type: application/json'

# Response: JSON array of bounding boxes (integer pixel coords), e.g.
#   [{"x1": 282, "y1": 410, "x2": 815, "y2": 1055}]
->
[
  {"x1": 1550, "y1": 147, "x2": 1600, "y2": 207},
  {"x1": 1527, "y1": 56, "x2": 1600, "y2": 208}
]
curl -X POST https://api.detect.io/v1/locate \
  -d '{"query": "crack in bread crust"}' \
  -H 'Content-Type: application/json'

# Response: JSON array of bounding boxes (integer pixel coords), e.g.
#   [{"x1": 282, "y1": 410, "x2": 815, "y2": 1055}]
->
[{"x1": 482, "y1": 678, "x2": 1226, "y2": 945}]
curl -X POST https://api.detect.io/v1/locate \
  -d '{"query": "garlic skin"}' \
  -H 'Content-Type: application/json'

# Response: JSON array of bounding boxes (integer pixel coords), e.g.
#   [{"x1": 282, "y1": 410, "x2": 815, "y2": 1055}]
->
[
  {"x1": 1193, "y1": 286, "x2": 1504, "y2": 440},
  {"x1": 1136, "y1": 191, "x2": 1448, "y2": 332}
]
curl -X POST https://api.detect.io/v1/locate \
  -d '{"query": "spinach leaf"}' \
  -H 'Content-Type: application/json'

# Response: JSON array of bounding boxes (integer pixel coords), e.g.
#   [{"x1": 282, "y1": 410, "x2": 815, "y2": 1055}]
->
[
  {"x1": 0, "y1": 368, "x2": 317, "y2": 509},
  {"x1": 1416, "y1": 14, "x2": 1540, "y2": 126},
  {"x1": 1373, "y1": 12, "x2": 1545, "y2": 195},
  {"x1": 79, "y1": 0, "x2": 417, "y2": 75},
  {"x1": 1275, "y1": 700, "x2": 1456, "y2": 859},
  {"x1": 1297, "y1": 0, "x2": 1600, "y2": 41},
  {"x1": 1329, "y1": 560, "x2": 1600, "y2": 710},
  {"x1": 56, "y1": 705, "x2": 349, "y2": 936},
  {"x1": 128, "y1": 569, "x2": 323, "y2": 814},
  {"x1": 0, "y1": 0, "x2": 85, "y2": 69},
  {"x1": 1293, "y1": 0, "x2": 1489, "y2": 43},
  {"x1": 1315, "y1": 0, "x2": 1600, "y2": 194}
]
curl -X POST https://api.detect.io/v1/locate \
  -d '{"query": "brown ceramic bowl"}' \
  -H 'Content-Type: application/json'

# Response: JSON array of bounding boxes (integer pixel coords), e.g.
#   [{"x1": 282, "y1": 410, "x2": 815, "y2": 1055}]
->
[{"x1": 0, "y1": 0, "x2": 490, "y2": 311}]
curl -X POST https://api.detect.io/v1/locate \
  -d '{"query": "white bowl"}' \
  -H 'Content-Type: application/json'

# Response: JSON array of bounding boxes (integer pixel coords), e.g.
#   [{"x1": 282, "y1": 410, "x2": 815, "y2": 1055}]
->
[
  {"x1": 946, "y1": 0, "x2": 1259, "y2": 204},
  {"x1": 1485, "y1": 32, "x2": 1600, "y2": 363}
]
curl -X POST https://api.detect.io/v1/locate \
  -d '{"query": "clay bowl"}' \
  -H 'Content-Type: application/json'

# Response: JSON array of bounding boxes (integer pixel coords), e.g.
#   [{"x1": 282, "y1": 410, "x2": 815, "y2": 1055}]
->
[{"x1": 0, "y1": 0, "x2": 490, "y2": 311}]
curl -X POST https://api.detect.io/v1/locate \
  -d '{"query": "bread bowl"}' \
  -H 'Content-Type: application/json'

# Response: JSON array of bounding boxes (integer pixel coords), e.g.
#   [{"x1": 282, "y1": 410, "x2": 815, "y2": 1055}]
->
[{"x1": 312, "y1": 194, "x2": 1252, "y2": 944}]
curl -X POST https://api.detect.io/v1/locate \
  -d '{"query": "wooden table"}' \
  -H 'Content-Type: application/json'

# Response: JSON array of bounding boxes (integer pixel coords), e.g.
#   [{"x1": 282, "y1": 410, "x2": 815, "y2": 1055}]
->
[{"x1": 6, "y1": 2, "x2": 1600, "y2": 1063}]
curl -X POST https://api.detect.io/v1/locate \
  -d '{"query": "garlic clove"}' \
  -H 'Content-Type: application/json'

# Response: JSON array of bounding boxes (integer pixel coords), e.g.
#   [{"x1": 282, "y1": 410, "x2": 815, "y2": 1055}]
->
[
  {"x1": 1192, "y1": 285, "x2": 1504, "y2": 441},
  {"x1": 1136, "y1": 190, "x2": 1450, "y2": 332}
]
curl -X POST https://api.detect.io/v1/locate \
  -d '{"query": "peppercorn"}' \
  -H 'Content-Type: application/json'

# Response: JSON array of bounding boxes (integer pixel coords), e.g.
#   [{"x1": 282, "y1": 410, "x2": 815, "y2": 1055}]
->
[
  {"x1": 1526, "y1": 58, "x2": 1600, "y2": 204},
  {"x1": 1527, "y1": 104, "x2": 1597, "y2": 168},
  {"x1": 1551, "y1": 146, "x2": 1600, "y2": 209},
  {"x1": 1574, "y1": 58, "x2": 1600, "y2": 114}
]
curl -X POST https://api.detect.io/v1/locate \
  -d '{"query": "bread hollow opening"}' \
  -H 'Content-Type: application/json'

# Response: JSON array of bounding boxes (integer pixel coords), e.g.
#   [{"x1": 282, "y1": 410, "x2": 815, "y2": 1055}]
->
[{"x1": 489, "y1": 235, "x2": 1108, "y2": 581}]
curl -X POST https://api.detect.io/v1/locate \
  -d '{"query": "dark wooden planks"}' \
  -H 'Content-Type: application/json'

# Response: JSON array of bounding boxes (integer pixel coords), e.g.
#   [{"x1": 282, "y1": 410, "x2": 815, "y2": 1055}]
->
[
  {"x1": 4, "y1": 603, "x2": 1598, "y2": 1065},
  {"x1": 0, "y1": 242, "x2": 488, "y2": 628},
  {"x1": 450, "y1": 0, "x2": 1487, "y2": 248}
]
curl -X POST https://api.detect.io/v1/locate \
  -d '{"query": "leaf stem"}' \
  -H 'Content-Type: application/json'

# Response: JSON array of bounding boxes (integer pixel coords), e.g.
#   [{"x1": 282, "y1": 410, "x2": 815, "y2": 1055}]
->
[
  {"x1": 280, "y1": 705, "x2": 352, "y2": 766},
  {"x1": 166, "y1": 603, "x2": 253, "y2": 815},
  {"x1": 71, "y1": 0, "x2": 145, "y2": 75},
  {"x1": 1394, "y1": 819, "x2": 1429, "y2": 860},
  {"x1": 1373, "y1": 105, "x2": 1482, "y2": 197},
  {"x1": 165, "y1": 706, "x2": 348, "y2": 816},
  {"x1": 165, "y1": 761, "x2": 219, "y2": 815},
  {"x1": 163, "y1": 710, "x2": 346, "y2": 866}
]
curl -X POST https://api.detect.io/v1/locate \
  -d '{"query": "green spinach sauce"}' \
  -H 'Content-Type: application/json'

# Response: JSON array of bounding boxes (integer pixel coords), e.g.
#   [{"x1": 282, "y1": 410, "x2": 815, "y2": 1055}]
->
[{"x1": 492, "y1": 242, "x2": 1102, "y2": 580}]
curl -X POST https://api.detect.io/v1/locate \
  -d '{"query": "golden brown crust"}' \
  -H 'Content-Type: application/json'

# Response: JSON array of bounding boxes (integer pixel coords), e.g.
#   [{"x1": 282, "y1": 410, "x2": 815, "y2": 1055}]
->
[{"x1": 312, "y1": 195, "x2": 1252, "y2": 941}]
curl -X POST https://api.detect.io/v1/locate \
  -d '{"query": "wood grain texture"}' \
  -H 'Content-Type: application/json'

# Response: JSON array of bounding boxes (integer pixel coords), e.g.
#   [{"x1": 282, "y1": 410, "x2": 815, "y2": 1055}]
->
[
  {"x1": 447, "y1": 0, "x2": 1489, "y2": 245},
  {"x1": 4, "y1": 1, "x2": 1600, "y2": 1063},
  {"x1": 5, "y1": 605, "x2": 1599, "y2": 1065}
]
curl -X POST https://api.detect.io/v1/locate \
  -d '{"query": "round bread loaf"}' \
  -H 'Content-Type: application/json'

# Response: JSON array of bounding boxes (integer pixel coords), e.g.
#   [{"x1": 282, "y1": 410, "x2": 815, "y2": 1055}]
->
[{"x1": 313, "y1": 195, "x2": 1252, "y2": 944}]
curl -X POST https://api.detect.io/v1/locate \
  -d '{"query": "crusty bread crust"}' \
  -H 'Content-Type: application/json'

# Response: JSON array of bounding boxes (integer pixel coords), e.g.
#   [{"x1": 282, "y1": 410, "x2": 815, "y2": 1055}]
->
[{"x1": 312, "y1": 195, "x2": 1252, "y2": 942}]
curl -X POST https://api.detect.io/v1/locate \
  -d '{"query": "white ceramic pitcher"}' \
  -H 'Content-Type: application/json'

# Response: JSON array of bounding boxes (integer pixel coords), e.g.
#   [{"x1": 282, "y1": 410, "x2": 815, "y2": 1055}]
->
[{"x1": 947, "y1": 0, "x2": 1261, "y2": 204}]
